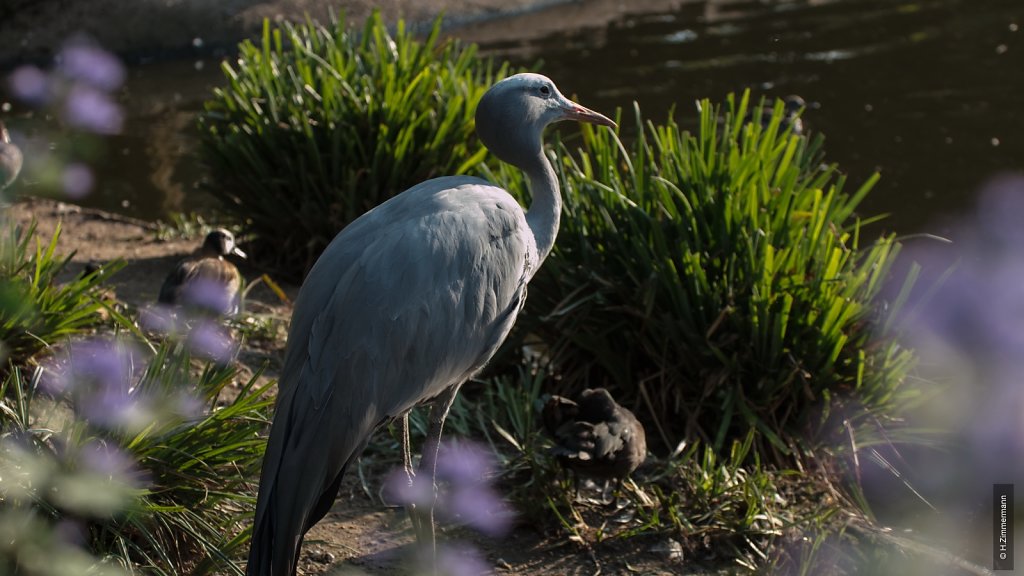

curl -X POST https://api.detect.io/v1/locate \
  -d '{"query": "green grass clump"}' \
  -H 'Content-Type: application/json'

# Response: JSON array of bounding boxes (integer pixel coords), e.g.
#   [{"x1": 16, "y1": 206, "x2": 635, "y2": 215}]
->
[
  {"x1": 490, "y1": 94, "x2": 917, "y2": 461},
  {"x1": 0, "y1": 220, "x2": 121, "y2": 366},
  {"x1": 0, "y1": 213, "x2": 271, "y2": 574},
  {"x1": 0, "y1": 341, "x2": 272, "y2": 575},
  {"x1": 198, "y1": 12, "x2": 508, "y2": 279}
]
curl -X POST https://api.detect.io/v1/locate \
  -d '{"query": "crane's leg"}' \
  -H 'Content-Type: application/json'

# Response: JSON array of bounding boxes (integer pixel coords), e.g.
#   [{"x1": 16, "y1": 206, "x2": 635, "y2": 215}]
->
[
  {"x1": 400, "y1": 412, "x2": 429, "y2": 550},
  {"x1": 401, "y1": 413, "x2": 414, "y2": 482},
  {"x1": 411, "y1": 383, "x2": 462, "y2": 571}
]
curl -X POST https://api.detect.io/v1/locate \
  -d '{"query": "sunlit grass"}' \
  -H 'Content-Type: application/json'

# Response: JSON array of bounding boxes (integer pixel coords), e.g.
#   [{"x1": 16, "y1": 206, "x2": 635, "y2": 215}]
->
[
  {"x1": 486, "y1": 94, "x2": 919, "y2": 463},
  {"x1": 0, "y1": 219, "x2": 123, "y2": 368},
  {"x1": 1, "y1": 338, "x2": 272, "y2": 575},
  {"x1": 198, "y1": 11, "x2": 513, "y2": 279}
]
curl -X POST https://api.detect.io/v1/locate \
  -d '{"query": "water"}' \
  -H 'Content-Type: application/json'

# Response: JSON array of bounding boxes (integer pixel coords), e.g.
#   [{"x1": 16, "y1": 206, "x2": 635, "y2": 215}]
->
[
  {"x1": 10, "y1": 0, "x2": 1023, "y2": 239},
  {"x1": 483, "y1": 0, "x2": 1023, "y2": 238}
]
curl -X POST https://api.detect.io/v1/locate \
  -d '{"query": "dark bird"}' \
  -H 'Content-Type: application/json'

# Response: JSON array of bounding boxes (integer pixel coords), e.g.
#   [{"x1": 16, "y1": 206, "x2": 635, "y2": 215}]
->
[
  {"x1": 158, "y1": 228, "x2": 246, "y2": 316},
  {"x1": 543, "y1": 388, "x2": 647, "y2": 496},
  {"x1": 246, "y1": 73, "x2": 615, "y2": 576},
  {"x1": 745, "y1": 95, "x2": 808, "y2": 136},
  {"x1": 0, "y1": 121, "x2": 24, "y2": 190}
]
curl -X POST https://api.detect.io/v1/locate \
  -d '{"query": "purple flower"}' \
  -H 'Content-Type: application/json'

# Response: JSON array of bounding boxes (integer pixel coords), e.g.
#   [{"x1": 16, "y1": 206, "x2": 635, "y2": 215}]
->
[
  {"x1": 186, "y1": 321, "x2": 236, "y2": 363},
  {"x1": 181, "y1": 277, "x2": 235, "y2": 315},
  {"x1": 382, "y1": 468, "x2": 435, "y2": 508},
  {"x1": 58, "y1": 41, "x2": 125, "y2": 92},
  {"x1": 42, "y1": 339, "x2": 129, "y2": 395},
  {"x1": 384, "y1": 439, "x2": 513, "y2": 537},
  {"x1": 138, "y1": 304, "x2": 180, "y2": 335},
  {"x1": 433, "y1": 542, "x2": 491, "y2": 576},
  {"x1": 435, "y1": 440, "x2": 496, "y2": 486},
  {"x1": 78, "y1": 439, "x2": 138, "y2": 481},
  {"x1": 64, "y1": 84, "x2": 123, "y2": 134},
  {"x1": 445, "y1": 483, "x2": 513, "y2": 537},
  {"x1": 174, "y1": 389, "x2": 205, "y2": 420},
  {"x1": 8, "y1": 65, "x2": 51, "y2": 105},
  {"x1": 894, "y1": 173, "x2": 1024, "y2": 499},
  {"x1": 44, "y1": 338, "x2": 146, "y2": 429},
  {"x1": 62, "y1": 162, "x2": 94, "y2": 198}
]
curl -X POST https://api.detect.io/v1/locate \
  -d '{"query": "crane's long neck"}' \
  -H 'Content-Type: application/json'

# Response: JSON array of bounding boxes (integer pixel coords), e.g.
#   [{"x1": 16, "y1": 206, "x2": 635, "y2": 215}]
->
[{"x1": 522, "y1": 149, "x2": 561, "y2": 266}]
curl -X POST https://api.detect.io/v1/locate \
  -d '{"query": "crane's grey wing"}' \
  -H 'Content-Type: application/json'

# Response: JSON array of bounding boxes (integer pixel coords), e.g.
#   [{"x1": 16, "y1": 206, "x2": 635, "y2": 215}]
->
[{"x1": 249, "y1": 176, "x2": 533, "y2": 573}]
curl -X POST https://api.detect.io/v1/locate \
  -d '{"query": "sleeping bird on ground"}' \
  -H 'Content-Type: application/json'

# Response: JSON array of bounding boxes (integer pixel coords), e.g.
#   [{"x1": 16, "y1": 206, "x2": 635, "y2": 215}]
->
[{"x1": 543, "y1": 387, "x2": 647, "y2": 498}]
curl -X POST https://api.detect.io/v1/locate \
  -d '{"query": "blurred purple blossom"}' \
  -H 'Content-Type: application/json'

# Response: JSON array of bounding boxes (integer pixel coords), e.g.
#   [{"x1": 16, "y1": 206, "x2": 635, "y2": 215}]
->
[
  {"x1": 433, "y1": 542, "x2": 491, "y2": 576},
  {"x1": 42, "y1": 338, "x2": 126, "y2": 395},
  {"x1": 435, "y1": 440, "x2": 496, "y2": 486},
  {"x1": 42, "y1": 338, "x2": 145, "y2": 429},
  {"x1": 382, "y1": 468, "x2": 434, "y2": 508},
  {"x1": 62, "y1": 162, "x2": 94, "y2": 198},
  {"x1": 57, "y1": 41, "x2": 125, "y2": 92},
  {"x1": 64, "y1": 84, "x2": 123, "y2": 134},
  {"x1": 138, "y1": 304, "x2": 180, "y2": 335},
  {"x1": 186, "y1": 320, "x2": 236, "y2": 363},
  {"x1": 894, "y1": 173, "x2": 1024, "y2": 492},
  {"x1": 181, "y1": 276, "x2": 235, "y2": 315},
  {"x1": 174, "y1": 389, "x2": 205, "y2": 420},
  {"x1": 8, "y1": 65, "x2": 51, "y2": 105},
  {"x1": 904, "y1": 174, "x2": 1024, "y2": 361},
  {"x1": 446, "y1": 483, "x2": 513, "y2": 537},
  {"x1": 78, "y1": 439, "x2": 138, "y2": 482},
  {"x1": 383, "y1": 439, "x2": 512, "y2": 538}
]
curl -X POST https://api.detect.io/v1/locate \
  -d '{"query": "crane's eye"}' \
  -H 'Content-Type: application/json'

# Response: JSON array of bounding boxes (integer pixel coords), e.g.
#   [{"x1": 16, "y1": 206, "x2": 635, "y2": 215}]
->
[{"x1": 539, "y1": 85, "x2": 551, "y2": 97}]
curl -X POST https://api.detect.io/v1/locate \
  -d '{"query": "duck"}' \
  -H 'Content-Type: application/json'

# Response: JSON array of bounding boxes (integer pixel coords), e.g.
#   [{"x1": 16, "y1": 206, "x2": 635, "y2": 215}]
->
[
  {"x1": 158, "y1": 228, "x2": 246, "y2": 316},
  {"x1": 745, "y1": 95, "x2": 809, "y2": 136},
  {"x1": 542, "y1": 387, "x2": 647, "y2": 499},
  {"x1": 0, "y1": 121, "x2": 24, "y2": 190}
]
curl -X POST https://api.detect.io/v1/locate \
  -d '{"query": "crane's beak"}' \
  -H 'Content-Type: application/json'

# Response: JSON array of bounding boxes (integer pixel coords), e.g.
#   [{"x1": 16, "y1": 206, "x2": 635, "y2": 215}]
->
[
  {"x1": 231, "y1": 246, "x2": 247, "y2": 259},
  {"x1": 563, "y1": 101, "x2": 617, "y2": 129}
]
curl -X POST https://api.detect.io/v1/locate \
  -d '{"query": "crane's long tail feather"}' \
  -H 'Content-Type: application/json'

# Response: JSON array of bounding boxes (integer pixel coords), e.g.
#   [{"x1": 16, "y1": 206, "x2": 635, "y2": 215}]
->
[{"x1": 246, "y1": 386, "x2": 376, "y2": 576}]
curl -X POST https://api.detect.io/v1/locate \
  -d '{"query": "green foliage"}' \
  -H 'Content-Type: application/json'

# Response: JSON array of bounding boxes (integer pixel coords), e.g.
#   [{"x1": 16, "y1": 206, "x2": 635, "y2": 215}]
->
[
  {"x1": 0, "y1": 220, "x2": 121, "y2": 365},
  {"x1": 408, "y1": 370, "x2": 842, "y2": 571},
  {"x1": 0, "y1": 341, "x2": 272, "y2": 575},
  {"x1": 489, "y1": 94, "x2": 917, "y2": 460},
  {"x1": 198, "y1": 12, "x2": 508, "y2": 278}
]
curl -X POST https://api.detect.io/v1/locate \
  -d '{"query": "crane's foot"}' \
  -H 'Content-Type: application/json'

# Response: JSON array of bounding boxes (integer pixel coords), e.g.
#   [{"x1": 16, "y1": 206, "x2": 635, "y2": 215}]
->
[{"x1": 407, "y1": 497, "x2": 439, "y2": 574}]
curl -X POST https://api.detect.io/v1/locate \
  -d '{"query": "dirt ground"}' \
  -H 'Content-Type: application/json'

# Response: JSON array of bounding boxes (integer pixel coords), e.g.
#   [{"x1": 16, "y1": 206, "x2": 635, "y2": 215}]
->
[{"x1": 7, "y1": 197, "x2": 689, "y2": 575}]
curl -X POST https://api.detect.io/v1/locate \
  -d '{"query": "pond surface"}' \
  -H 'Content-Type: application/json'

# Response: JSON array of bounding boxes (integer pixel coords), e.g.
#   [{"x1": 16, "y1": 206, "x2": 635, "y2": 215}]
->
[
  {"x1": 487, "y1": 0, "x2": 1023, "y2": 238},
  {"x1": 11, "y1": 0, "x2": 1023, "y2": 239}
]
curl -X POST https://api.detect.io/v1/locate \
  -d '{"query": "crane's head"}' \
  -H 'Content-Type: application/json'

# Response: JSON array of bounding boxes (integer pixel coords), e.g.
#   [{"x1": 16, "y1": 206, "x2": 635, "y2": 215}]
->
[
  {"x1": 202, "y1": 228, "x2": 247, "y2": 259},
  {"x1": 476, "y1": 73, "x2": 615, "y2": 168}
]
